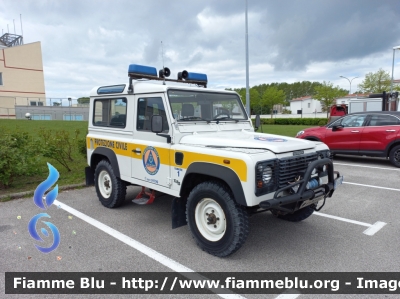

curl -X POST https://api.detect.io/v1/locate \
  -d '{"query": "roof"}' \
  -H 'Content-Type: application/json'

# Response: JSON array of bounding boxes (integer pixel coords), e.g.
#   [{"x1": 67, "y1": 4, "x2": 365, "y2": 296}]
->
[
  {"x1": 290, "y1": 96, "x2": 312, "y2": 102},
  {"x1": 349, "y1": 111, "x2": 400, "y2": 116},
  {"x1": 90, "y1": 80, "x2": 238, "y2": 97}
]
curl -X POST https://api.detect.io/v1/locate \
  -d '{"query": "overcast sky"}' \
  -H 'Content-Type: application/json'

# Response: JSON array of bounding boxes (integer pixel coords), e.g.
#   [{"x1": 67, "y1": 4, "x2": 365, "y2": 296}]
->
[{"x1": 1, "y1": 0, "x2": 400, "y2": 103}]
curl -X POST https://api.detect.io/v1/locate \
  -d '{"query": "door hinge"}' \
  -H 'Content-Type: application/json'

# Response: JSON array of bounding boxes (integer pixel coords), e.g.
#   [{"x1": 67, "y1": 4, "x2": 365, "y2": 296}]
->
[{"x1": 167, "y1": 177, "x2": 172, "y2": 186}]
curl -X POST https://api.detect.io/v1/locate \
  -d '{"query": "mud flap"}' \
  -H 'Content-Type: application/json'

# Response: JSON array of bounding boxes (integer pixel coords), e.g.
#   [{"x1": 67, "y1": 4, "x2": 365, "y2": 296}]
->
[
  {"x1": 171, "y1": 197, "x2": 187, "y2": 229},
  {"x1": 85, "y1": 167, "x2": 94, "y2": 186}
]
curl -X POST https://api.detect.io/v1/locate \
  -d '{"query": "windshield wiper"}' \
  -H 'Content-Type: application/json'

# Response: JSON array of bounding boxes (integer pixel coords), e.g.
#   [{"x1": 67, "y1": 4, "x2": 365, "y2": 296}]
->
[
  {"x1": 178, "y1": 116, "x2": 210, "y2": 123},
  {"x1": 212, "y1": 116, "x2": 239, "y2": 123}
]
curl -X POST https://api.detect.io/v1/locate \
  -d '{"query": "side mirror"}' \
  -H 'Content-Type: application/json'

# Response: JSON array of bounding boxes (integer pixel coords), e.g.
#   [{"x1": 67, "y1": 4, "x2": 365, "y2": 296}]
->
[
  {"x1": 255, "y1": 114, "x2": 261, "y2": 131},
  {"x1": 151, "y1": 115, "x2": 163, "y2": 133},
  {"x1": 332, "y1": 125, "x2": 344, "y2": 132}
]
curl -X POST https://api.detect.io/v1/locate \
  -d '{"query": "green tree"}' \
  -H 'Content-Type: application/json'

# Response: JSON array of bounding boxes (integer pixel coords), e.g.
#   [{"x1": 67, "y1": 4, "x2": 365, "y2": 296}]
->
[
  {"x1": 313, "y1": 81, "x2": 347, "y2": 117},
  {"x1": 232, "y1": 87, "x2": 261, "y2": 114},
  {"x1": 358, "y1": 68, "x2": 392, "y2": 93},
  {"x1": 261, "y1": 87, "x2": 285, "y2": 118},
  {"x1": 77, "y1": 97, "x2": 90, "y2": 105}
]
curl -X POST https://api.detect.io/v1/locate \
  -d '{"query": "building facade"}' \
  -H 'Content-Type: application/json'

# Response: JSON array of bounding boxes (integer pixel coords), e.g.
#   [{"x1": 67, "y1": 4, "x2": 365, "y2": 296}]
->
[
  {"x1": 290, "y1": 96, "x2": 323, "y2": 115},
  {"x1": 0, "y1": 40, "x2": 46, "y2": 118}
]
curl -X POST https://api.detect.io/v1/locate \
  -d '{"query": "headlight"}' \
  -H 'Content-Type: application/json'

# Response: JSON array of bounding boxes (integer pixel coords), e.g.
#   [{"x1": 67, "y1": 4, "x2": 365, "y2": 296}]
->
[
  {"x1": 296, "y1": 130, "x2": 305, "y2": 137},
  {"x1": 256, "y1": 162, "x2": 275, "y2": 188},
  {"x1": 261, "y1": 166, "x2": 272, "y2": 183},
  {"x1": 317, "y1": 150, "x2": 331, "y2": 159}
]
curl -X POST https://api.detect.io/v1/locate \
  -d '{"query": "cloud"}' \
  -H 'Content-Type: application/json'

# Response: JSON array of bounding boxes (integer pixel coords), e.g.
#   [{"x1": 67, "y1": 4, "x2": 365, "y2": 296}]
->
[{"x1": 0, "y1": 0, "x2": 399, "y2": 98}]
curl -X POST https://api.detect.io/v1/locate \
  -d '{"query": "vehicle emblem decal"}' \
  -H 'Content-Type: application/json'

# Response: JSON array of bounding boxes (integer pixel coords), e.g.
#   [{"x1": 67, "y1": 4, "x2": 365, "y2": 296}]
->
[
  {"x1": 143, "y1": 146, "x2": 160, "y2": 175},
  {"x1": 254, "y1": 136, "x2": 287, "y2": 142}
]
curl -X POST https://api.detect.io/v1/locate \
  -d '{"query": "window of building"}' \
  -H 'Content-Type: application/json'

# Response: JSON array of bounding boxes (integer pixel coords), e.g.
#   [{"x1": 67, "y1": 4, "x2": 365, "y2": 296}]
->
[
  {"x1": 137, "y1": 97, "x2": 169, "y2": 132},
  {"x1": 38, "y1": 102, "x2": 44, "y2": 106},
  {"x1": 64, "y1": 114, "x2": 84, "y2": 121},
  {"x1": 32, "y1": 114, "x2": 51, "y2": 120},
  {"x1": 93, "y1": 98, "x2": 127, "y2": 127},
  {"x1": 0, "y1": 73, "x2": 3, "y2": 85},
  {"x1": 307, "y1": 103, "x2": 310, "y2": 108},
  {"x1": 30, "y1": 101, "x2": 37, "y2": 106}
]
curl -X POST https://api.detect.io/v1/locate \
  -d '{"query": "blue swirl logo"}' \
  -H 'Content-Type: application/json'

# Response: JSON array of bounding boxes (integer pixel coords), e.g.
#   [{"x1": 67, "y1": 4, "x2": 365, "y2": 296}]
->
[{"x1": 28, "y1": 163, "x2": 61, "y2": 253}]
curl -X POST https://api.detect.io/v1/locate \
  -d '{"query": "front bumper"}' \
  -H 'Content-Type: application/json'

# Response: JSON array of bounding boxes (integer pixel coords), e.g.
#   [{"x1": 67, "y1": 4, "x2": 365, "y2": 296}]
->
[{"x1": 259, "y1": 158, "x2": 343, "y2": 210}]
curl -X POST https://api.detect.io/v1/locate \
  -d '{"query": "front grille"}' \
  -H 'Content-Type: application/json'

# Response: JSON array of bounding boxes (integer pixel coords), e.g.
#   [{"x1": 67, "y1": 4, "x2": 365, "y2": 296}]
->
[{"x1": 277, "y1": 153, "x2": 318, "y2": 189}]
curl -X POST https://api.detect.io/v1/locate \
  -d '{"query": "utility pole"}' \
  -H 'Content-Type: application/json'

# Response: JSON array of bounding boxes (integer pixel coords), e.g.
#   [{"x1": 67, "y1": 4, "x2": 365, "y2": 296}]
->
[{"x1": 245, "y1": 0, "x2": 250, "y2": 116}]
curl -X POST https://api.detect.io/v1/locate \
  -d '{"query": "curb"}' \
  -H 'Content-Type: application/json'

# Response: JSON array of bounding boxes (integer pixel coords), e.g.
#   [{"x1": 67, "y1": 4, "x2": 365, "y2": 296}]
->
[{"x1": 0, "y1": 183, "x2": 88, "y2": 200}]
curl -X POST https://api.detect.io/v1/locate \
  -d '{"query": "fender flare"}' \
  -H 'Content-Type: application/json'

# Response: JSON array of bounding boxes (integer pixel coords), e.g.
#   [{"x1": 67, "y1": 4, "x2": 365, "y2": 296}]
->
[
  {"x1": 304, "y1": 136, "x2": 322, "y2": 142},
  {"x1": 91, "y1": 147, "x2": 121, "y2": 178},
  {"x1": 385, "y1": 140, "x2": 400, "y2": 156},
  {"x1": 182, "y1": 162, "x2": 247, "y2": 206}
]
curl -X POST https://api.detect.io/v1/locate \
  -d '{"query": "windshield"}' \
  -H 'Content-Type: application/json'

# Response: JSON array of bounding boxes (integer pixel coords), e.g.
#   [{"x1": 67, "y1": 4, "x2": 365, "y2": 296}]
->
[{"x1": 167, "y1": 89, "x2": 248, "y2": 122}]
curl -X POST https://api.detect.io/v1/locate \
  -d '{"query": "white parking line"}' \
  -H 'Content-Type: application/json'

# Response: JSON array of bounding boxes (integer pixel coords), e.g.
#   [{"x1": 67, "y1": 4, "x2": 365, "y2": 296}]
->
[
  {"x1": 343, "y1": 181, "x2": 400, "y2": 192},
  {"x1": 275, "y1": 293, "x2": 300, "y2": 299},
  {"x1": 54, "y1": 199, "x2": 246, "y2": 299},
  {"x1": 334, "y1": 163, "x2": 400, "y2": 171},
  {"x1": 314, "y1": 212, "x2": 386, "y2": 236}
]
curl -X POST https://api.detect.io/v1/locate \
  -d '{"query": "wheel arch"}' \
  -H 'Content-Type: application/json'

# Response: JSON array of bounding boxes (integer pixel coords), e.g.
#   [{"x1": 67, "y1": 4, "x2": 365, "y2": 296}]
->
[
  {"x1": 385, "y1": 140, "x2": 400, "y2": 157},
  {"x1": 304, "y1": 136, "x2": 322, "y2": 142},
  {"x1": 180, "y1": 162, "x2": 247, "y2": 206},
  {"x1": 90, "y1": 147, "x2": 121, "y2": 178}
]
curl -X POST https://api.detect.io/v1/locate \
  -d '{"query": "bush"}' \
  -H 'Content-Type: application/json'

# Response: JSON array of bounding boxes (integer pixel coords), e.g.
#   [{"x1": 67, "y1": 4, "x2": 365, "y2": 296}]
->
[
  {"x1": 0, "y1": 131, "x2": 41, "y2": 188},
  {"x1": 37, "y1": 128, "x2": 81, "y2": 171}
]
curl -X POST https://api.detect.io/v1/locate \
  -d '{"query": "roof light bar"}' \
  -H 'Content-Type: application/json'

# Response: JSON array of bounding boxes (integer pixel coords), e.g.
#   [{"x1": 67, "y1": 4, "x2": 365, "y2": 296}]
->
[
  {"x1": 127, "y1": 64, "x2": 208, "y2": 92},
  {"x1": 128, "y1": 64, "x2": 158, "y2": 78}
]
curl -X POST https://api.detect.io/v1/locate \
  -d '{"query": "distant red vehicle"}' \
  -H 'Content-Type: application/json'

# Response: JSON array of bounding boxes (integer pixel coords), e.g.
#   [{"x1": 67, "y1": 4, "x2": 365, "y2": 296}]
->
[{"x1": 296, "y1": 111, "x2": 400, "y2": 167}]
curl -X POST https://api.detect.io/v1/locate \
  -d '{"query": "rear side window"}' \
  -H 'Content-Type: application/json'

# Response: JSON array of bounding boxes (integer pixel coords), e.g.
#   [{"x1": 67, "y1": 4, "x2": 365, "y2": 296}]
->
[
  {"x1": 93, "y1": 98, "x2": 127, "y2": 127},
  {"x1": 368, "y1": 114, "x2": 400, "y2": 126}
]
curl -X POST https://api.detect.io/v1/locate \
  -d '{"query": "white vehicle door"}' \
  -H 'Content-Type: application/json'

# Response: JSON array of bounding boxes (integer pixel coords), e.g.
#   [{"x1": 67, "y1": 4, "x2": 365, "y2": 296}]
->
[{"x1": 131, "y1": 94, "x2": 171, "y2": 188}]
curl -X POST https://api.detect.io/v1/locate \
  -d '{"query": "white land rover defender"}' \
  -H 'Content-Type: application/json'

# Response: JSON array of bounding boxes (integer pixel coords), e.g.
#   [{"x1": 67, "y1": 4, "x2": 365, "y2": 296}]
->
[{"x1": 85, "y1": 64, "x2": 343, "y2": 257}]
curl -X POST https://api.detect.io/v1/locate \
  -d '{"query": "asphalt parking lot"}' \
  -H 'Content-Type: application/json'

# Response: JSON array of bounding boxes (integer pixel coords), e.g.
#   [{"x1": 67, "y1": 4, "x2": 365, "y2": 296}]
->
[{"x1": 1, "y1": 154, "x2": 400, "y2": 299}]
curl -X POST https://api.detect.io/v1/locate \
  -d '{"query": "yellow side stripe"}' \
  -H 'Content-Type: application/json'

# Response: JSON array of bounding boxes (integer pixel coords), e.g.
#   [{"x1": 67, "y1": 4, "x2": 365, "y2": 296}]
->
[{"x1": 87, "y1": 137, "x2": 247, "y2": 182}]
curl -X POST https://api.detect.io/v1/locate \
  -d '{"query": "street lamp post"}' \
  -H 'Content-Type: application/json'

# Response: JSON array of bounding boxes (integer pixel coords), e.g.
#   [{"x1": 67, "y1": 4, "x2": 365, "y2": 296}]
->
[
  {"x1": 245, "y1": 0, "x2": 250, "y2": 116},
  {"x1": 339, "y1": 76, "x2": 358, "y2": 95},
  {"x1": 68, "y1": 97, "x2": 72, "y2": 121},
  {"x1": 390, "y1": 45, "x2": 400, "y2": 111}
]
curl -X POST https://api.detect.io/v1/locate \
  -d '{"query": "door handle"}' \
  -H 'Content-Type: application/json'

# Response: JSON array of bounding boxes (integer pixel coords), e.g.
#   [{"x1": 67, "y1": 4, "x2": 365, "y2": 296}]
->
[
  {"x1": 386, "y1": 130, "x2": 396, "y2": 132},
  {"x1": 133, "y1": 148, "x2": 141, "y2": 154},
  {"x1": 351, "y1": 130, "x2": 359, "y2": 133}
]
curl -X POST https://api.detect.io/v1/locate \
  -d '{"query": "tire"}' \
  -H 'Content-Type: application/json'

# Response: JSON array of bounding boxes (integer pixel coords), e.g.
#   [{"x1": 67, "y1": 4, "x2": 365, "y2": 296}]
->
[
  {"x1": 389, "y1": 145, "x2": 400, "y2": 168},
  {"x1": 276, "y1": 205, "x2": 315, "y2": 222},
  {"x1": 94, "y1": 160, "x2": 126, "y2": 208},
  {"x1": 186, "y1": 181, "x2": 249, "y2": 257}
]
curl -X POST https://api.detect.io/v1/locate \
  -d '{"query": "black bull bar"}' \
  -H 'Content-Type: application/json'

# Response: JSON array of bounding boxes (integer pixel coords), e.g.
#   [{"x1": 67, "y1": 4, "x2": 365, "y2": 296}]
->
[{"x1": 259, "y1": 158, "x2": 342, "y2": 209}]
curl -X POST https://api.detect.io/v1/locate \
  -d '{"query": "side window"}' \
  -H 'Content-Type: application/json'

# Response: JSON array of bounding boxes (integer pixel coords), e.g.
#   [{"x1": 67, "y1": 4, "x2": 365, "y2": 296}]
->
[
  {"x1": 93, "y1": 98, "x2": 127, "y2": 127},
  {"x1": 330, "y1": 114, "x2": 367, "y2": 128},
  {"x1": 368, "y1": 115, "x2": 400, "y2": 126},
  {"x1": 137, "y1": 97, "x2": 169, "y2": 132}
]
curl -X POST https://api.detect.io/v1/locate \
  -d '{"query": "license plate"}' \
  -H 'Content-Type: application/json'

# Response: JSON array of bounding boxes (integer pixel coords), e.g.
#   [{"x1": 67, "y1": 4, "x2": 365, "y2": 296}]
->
[{"x1": 334, "y1": 176, "x2": 344, "y2": 190}]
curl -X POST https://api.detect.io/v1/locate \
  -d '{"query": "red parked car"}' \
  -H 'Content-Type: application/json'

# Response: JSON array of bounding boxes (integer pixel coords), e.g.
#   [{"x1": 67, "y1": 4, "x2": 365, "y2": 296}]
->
[{"x1": 296, "y1": 111, "x2": 400, "y2": 167}]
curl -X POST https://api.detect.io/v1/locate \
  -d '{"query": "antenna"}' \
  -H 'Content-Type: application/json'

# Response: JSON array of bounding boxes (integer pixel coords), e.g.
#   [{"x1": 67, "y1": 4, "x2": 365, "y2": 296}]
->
[
  {"x1": 20, "y1": 14, "x2": 24, "y2": 44},
  {"x1": 13, "y1": 19, "x2": 16, "y2": 34},
  {"x1": 161, "y1": 41, "x2": 165, "y2": 85}
]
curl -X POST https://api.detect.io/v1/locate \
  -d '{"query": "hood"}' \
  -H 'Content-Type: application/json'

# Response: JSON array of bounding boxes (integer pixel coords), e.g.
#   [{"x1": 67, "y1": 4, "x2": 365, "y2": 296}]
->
[
  {"x1": 303, "y1": 126, "x2": 324, "y2": 132},
  {"x1": 179, "y1": 131, "x2": 315, "y2": 153}
]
